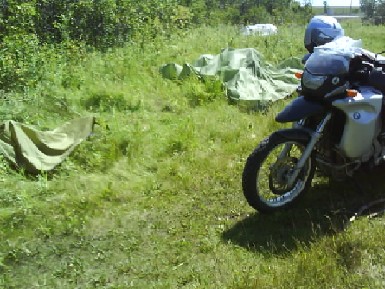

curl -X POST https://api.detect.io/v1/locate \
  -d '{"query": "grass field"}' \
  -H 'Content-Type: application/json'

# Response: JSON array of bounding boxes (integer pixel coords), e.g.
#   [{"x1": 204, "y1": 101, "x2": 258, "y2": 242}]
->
[{"x1": 1, "y1": 21, "x2": 385, "y2": 288}]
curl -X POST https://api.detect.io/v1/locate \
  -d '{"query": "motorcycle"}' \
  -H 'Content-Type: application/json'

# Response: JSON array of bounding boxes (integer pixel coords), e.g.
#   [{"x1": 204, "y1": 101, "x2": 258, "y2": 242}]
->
[{"x1": 242, "y1": 46, "x2": 385, "y2": 213}]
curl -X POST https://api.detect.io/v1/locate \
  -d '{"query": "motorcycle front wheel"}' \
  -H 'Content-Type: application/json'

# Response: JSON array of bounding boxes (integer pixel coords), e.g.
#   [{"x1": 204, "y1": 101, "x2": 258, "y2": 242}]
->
[{"x1": 242, "y1": 129, "x2": 315, "y2": 213}]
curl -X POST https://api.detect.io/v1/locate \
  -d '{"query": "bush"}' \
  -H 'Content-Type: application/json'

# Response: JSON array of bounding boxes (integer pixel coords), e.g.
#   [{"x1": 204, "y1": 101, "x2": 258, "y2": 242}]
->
[{"x1": 0, "y1": 34, "x2": 41, "y2": 91}]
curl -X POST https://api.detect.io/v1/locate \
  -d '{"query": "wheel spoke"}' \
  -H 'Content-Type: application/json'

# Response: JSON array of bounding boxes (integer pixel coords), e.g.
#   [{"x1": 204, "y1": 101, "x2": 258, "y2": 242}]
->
[
  {"x1": 242, "y1": 130, "x2": 315, "y2": 213},
  {"x1": 257, "y1": 141, "x2": 311, "y2": 207}
]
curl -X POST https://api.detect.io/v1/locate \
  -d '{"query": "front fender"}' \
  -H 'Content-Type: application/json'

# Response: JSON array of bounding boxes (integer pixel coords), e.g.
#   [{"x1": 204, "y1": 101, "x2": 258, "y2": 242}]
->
[
  {"x1": 272, "y1": 128, "x2": 312, "y2": 144},
  {"x1": 275, "y1": 96, "x2": 325, "y2": 123}
]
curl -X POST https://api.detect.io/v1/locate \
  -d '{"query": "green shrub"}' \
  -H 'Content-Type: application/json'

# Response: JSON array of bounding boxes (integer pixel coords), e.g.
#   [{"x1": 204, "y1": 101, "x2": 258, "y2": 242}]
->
[
  {"x1": 182, "y1": 77, "x2": 224, "y2": 107},
  {"x1": 0, "y1": 34, "x2": 41, "y2": 91},
  {"x1": 68, "y1": 124, "x2": 131, "y2": 172},
  {"x1": 82, "y1": 90, "x2": 141, "y2": 113}
]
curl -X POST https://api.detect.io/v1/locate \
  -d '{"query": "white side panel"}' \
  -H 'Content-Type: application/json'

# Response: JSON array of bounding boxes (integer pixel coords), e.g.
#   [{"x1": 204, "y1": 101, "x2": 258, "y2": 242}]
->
[{"x1": 333, "y1": 87, "x2": 383, "y2": 158}]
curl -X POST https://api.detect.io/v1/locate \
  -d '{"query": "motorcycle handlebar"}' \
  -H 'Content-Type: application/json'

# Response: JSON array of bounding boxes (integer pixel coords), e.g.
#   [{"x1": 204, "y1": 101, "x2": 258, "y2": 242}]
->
[
  {"x1": 360, "y1": 53, "x2": 385, "y2": 69},
  {"x1": 374, "y1": 60, "x2": 385, "y2": 69}
]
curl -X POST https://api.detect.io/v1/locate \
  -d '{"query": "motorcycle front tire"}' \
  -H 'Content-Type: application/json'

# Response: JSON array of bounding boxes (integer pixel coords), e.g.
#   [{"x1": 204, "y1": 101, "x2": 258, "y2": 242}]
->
[{"x1": 242, "y1": 129, "x2": 316, "y2": 214}]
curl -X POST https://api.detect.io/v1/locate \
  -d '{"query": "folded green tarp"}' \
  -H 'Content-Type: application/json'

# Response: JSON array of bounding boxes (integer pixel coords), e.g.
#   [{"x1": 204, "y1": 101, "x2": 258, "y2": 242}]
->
[
  {"x1": 0, "y1": 116, "x2": 94, "y2": 174},
  {"x1": 160, "y1": 47, "x2": 302, "y2": 103}
]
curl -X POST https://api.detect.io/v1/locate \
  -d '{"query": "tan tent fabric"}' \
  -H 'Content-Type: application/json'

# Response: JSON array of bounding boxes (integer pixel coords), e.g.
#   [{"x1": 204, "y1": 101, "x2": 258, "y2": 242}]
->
[{"x1": 0, "y1": 116, "x2": 95, "y2": 173}]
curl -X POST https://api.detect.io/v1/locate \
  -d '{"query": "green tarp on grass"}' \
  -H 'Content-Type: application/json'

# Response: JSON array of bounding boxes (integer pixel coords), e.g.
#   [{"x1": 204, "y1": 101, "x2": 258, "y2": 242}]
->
[
  {"x1": 160, "y1": 47, "x2": 302, "y2": 104},
  {"x1": 0, "y1": 116, "x2": 95, "y2": 174}
]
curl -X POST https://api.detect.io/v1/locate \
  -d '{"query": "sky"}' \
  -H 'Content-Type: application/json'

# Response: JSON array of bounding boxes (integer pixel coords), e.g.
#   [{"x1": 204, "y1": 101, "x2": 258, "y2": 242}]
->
[{"x1": 300, "y1": 0, "x2": 360, "y2": 6}]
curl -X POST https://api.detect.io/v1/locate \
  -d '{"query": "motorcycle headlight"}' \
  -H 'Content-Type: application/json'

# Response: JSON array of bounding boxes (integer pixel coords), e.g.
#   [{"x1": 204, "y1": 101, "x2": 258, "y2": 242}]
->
[{"x1": 302, "y1": 71, "x2": 327, "y2": 90}]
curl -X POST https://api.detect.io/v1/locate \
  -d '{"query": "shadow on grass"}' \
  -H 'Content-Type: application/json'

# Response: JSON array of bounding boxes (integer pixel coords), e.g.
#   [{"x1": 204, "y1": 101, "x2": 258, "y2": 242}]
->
[{"x1": 222, "y1": 166, "x2": 385, "y2": 255}]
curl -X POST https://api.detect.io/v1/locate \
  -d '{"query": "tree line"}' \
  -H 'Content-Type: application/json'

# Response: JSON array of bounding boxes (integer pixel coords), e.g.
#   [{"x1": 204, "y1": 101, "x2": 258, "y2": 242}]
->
[
  {"x1": 361, "y1": 0, "x2": 385, "y2": 20},
  {"x1": 0, "y1": 0, "x2": 312, "y2": 49},
  {"x1": 0, "y1": 0, "x2": 311, "y2": 91}
]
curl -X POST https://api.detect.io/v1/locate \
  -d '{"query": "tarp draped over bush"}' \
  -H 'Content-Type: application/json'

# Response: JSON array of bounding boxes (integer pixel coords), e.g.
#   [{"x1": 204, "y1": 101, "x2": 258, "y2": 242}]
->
[
  {"x1": 0, "y1": 117, "x2": 95, "y2": 174},
  {"x1": 160, "y1": 47, "x2": 302, "y2": 103}
]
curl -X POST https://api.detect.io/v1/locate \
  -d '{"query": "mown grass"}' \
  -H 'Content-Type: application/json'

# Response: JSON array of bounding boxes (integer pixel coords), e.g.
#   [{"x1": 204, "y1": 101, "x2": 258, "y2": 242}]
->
[{"x1": 1, "y1": 21, "x2": 385, "y2": 288}]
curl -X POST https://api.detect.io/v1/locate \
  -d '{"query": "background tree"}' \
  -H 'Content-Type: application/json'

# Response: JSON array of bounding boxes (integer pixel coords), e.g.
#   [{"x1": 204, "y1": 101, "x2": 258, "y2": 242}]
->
[
  {"x1": 360, "y1": 0, "x2": 377, "y2": 18},
  {"x1": 376, "y1": 0, "x2": 385, "y2": 16}
]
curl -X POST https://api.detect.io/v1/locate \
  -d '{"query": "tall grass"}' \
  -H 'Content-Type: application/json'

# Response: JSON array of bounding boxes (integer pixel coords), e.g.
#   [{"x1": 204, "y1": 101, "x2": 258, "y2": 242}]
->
[{"x1": 1, "y1": 21, "x2": 385, "y2": 288}]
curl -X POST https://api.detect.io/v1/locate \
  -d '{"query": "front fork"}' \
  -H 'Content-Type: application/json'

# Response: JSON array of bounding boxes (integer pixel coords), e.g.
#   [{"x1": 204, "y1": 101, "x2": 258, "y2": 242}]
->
[{"x1": 285, "y1": 113, "x2": 332, "y2": 186}]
